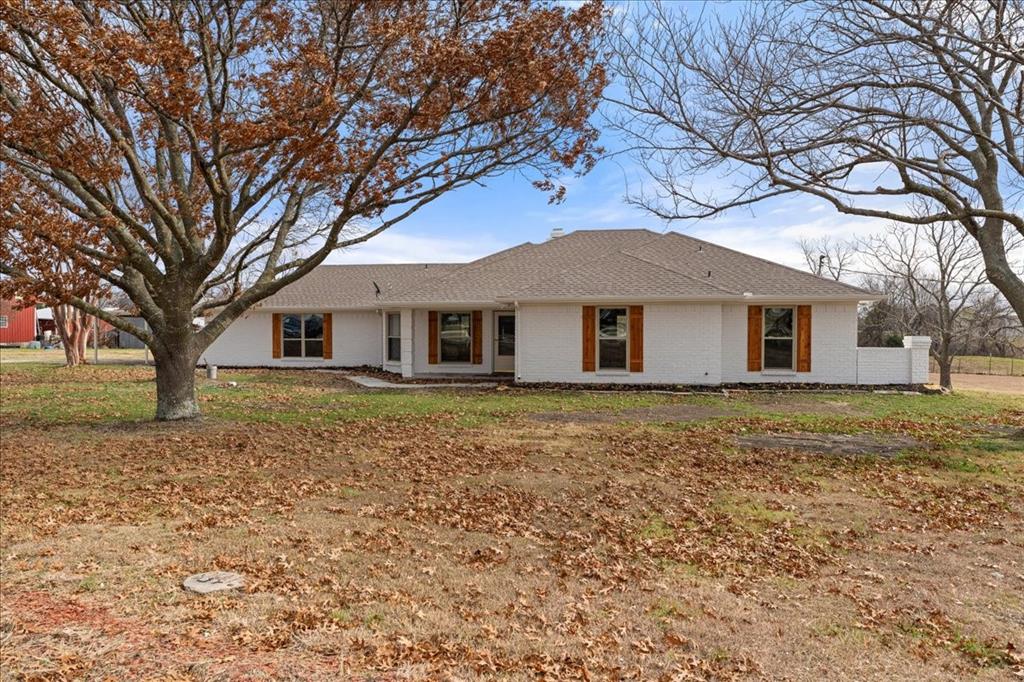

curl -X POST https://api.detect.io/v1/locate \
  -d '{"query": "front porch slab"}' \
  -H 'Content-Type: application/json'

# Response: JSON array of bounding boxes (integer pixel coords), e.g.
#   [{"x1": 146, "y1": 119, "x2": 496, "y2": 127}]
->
[{"x1": 321, "y1": 370, "x2": 498, "y2": 389}]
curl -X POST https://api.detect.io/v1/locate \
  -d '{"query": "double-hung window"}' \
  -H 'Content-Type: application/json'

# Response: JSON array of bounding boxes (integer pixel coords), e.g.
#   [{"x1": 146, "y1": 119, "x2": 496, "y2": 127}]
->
[
  {"x1": 763, "y1": 307, "x2": 795, "y2": 370},
  {"x1": 283, "y1": 313, "x2": 324, "y2": 358},
  {"x1": 439, "y1": 312, "x2": 471, "y2": 363},
  {"x1": 598, "y1": 307, "x2": 628, "y2": 370},
  {"x1": 0, "y1": 315, "x2": 7, "y2": 329},
  {"x1": 386, "y1": 313, "x2": 401, "y2": 362}
]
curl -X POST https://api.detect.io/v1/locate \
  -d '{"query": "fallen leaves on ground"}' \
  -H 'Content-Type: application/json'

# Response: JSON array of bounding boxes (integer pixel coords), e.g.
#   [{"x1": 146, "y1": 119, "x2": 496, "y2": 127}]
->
[{"x1": 2, "y1": 369, "x2": 1022, "y2": 679}]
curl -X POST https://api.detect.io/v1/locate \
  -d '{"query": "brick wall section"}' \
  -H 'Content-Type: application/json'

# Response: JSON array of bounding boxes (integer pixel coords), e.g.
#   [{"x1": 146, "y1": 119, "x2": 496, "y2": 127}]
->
[
  {"x1": 853, "y1": 337, "x2": 930, "y2": 384},
  {"x1": 204, "y1": 302, "x2": 931, "y2": 385},
  {"x1": 855, "y1": 347, "x2": 912, "y2": 384},
  {"x1": 202, "y1": 310, "x2": 381, "y2": 367},
  {"x1": 720, "y1": 303, "x2": 859, "y2": 384},
  {"x1": 904, "y1": 335, "x2": 931, "y2": 383},
  {"x1": 517, "y1": 303, "x2": 723, "y2": 384},
  {"x1": 411, "y1": 307, "x2": 499, "y2": 375}
]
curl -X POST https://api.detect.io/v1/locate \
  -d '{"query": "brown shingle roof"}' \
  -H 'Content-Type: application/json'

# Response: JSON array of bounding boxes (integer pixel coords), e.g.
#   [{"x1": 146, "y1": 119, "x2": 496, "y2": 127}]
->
[
  {"x1": 506, "y1": 250, "x2": 733, "y2": 300},
  {"x1": 385, "y1": 229, "x2": 664, "y2": 304},
  {"x1": 255, "y1": 229, "x2": 874, "y2": 309},
  {"x1": 620, "y1": 232, "x2": 870, "y2": 298},
  {"x1": 255, "y1": 263, "x2": 457, "y2": 309}
]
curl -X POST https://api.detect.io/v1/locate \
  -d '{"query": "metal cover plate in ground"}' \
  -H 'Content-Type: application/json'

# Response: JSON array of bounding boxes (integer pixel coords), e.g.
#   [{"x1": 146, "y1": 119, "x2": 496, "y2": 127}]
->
[{"x1": 183, "y1": 571, "x2": 244, "y2": 594}]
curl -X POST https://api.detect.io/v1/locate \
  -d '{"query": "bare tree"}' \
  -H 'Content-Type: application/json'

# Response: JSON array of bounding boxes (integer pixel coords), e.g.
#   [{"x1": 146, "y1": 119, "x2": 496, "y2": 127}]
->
[
  {"x1": 859, "y1": 216, "x2": 993, "y2": 389},
  {"x1": 965, "y1": 291, "x2": 1024, "y2": 357},
  {"x1": 0, "y1": 239, "x2": 102, "y2": 366},
  {"x1": 0, "y1": 0, "x2": 607, "y2": 419},
  {"x1": 608, "y1": 0, "x2": 1024, "y2": 322},
  {"x1": 798, "y1": 236, "x2": 857, "y2": 281}
]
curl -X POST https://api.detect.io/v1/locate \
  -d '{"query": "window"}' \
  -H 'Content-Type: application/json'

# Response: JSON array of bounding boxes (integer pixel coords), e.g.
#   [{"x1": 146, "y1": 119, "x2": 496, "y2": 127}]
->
[
  {"x1": 496, "y1": 315, "x2": 515, "y2": 356},
  {"x1": 439, "y1": 312, "x2": 471, "y2": 362},
  {"x1": 763, "y1": 307, "x2": 794, "y2": 369},
  {"x1": 0, "y1": 315, "x2": 7, "y2": 329},
  {"x1": 386, "y1": 313, "x2": 401, "y2": 362},
  {"x1": 598, "y1": 307, "x2": 628, "y2": 370},
  {"x1": 282, "y1": 313, "x2": 324, "y2": 358}
]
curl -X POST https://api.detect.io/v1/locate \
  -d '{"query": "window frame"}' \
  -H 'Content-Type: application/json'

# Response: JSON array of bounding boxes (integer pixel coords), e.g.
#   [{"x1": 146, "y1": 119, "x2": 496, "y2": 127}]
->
[
  {"x1": 0, "y1": 315, "x2": 7, "y2": 329},
  {"x1": 762, "y1": 306, "x2": 796, "y2": 371},
  {"x1": 495, "y1": 313, "x2": 515, "y2": 357},
  {"x1": 438, "y1": 311, "x2": 473, "y2": 364},
  {"x1": 281, "y1": 313, "x2": 325, "y2": 359},
  {"x1": 596, "y1": 306, "x2": 630, "y2": 372},
  {"x1": 386, "y1": 312, "x2": 401, "y2": 362}
]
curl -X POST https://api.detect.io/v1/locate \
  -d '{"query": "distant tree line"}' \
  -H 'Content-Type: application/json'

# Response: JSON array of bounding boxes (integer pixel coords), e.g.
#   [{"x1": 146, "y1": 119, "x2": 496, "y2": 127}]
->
[{"x1": 797, "y1": 212, "x2": 1022, "y2": 389}]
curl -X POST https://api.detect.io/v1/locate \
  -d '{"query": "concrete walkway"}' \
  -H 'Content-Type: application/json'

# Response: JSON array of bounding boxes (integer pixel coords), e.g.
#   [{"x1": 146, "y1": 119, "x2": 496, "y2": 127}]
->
[{"x1": 320, "y1": 370, "x2": 497, "y2": 389}]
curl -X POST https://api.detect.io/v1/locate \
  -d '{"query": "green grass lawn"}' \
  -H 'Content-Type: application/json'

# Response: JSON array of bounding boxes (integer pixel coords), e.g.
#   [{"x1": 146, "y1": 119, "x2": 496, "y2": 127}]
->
[
  {"x1": 933, "y1": 354, "x2": 1024, "y2": 376},
  {"x1": 1, "y1": 362, "x2": 1019, "y2": 428},
  {"x1": 0, "y1": 347, "x2": 150, "y2": 364}
]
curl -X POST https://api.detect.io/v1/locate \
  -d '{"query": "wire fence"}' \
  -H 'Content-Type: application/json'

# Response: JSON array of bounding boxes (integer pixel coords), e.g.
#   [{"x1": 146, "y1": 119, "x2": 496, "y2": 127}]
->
[{"x1": 930, "y1": 355, "x2": 1024, "y2": 377}]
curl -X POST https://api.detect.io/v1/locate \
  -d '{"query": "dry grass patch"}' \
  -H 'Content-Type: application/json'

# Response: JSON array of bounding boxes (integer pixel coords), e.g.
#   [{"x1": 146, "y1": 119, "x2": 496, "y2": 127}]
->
[{"x1": 2, "y1": 365, "x2": 1023, "y2": 679}]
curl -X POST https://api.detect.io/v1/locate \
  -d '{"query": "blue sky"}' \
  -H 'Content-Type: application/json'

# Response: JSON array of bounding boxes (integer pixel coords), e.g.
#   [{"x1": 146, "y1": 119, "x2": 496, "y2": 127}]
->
[
  {"x1": 324, "y1": 145, "x2": 891, "y2": 270},
  {"x1": 325, "y1": 1, "x2": 892, "y2": 271}
]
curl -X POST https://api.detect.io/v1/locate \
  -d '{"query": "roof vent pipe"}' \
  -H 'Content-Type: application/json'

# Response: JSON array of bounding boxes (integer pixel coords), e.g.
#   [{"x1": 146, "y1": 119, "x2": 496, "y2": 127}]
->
[{"x1": 549, "y1": 227, "x2": 565, "y2": 239}]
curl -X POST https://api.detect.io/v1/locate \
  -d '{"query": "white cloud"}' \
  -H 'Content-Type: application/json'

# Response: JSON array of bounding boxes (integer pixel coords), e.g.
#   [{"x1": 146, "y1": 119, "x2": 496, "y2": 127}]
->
[{"x1": 324, "y1": 230, "x2": 506, "y2": 265}]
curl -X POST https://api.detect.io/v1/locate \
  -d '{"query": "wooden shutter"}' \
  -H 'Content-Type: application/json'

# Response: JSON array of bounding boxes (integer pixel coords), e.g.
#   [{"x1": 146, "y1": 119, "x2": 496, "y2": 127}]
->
[
  {"x1": 272, "y1": 313, "x2": 282, "y2": 359},
  {"x1": 628, "y1": 305, "x2": 644, "y2": 372},
  {"x1": 746, "y1": 305, "x2": 762, "y2": 372},
  {"x1": 796, "y1": 305, "x2": 811, "y2": 372},
  {"x1": 471, "y1": 310, "x2": 483, "y2": 364},
  {"x1": 582, "y1": 306, "x2": 595, "y2": 372},
  {"x1": 322, "y1": 313, "x2": 333, "y2": 360},
  {"x1": 428, "y1": 311, "x2": 438, "y2": 364}
]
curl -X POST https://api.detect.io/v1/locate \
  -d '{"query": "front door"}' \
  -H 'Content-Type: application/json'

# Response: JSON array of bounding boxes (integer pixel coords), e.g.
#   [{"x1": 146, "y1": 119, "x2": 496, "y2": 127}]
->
[{"x1": 494, "y1": 312, "x2": 515, "y2": 373}]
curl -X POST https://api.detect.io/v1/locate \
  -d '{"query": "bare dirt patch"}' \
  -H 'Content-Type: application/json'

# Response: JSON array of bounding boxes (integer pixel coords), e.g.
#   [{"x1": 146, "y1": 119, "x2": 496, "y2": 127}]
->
[
  {"x1": 530, "y1": 402, "x2": 739, "y2": 423},
  {"x1": 530, "y1": 395, "x2": 872, "y2": 424},
  {"x1": 934, "y1": 372, "x2": 1024, "y2": 394},
  {"x1": 737, "y1": 432, "x2": 921, "y2": 457}
]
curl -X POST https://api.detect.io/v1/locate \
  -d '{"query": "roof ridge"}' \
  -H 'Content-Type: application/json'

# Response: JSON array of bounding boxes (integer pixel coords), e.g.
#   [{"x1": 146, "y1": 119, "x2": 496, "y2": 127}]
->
[
  {"x1": 319, "y1": 262, "x2": 456, "y2": 268},
  {"x1": 662, "y1": 231, "x2": 872, "y2": 296},
  {"x1": 383, "y1": 241, "x2": 538, "y2": 301},
  {"x1": 501, "y1": 231, "x2": 667, "y2": 298}
]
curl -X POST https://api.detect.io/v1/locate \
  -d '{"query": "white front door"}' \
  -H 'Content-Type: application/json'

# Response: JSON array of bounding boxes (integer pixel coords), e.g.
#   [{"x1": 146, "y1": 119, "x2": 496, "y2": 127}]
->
[{"x1": 493, "y1": 312, "x2": 515, "y2": 373}]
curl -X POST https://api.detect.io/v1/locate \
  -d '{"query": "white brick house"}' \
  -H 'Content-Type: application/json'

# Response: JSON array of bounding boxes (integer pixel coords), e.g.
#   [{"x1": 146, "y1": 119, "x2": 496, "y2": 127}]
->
[{"x1": 203, "y1": 229, "x2": 930, "y2": 385}]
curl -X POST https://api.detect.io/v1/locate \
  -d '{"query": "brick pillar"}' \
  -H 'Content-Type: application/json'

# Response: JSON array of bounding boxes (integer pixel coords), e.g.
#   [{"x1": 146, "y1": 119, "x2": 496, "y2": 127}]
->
[{"x1": 903, "y1": 336, "x2": 931, "y2": 384}]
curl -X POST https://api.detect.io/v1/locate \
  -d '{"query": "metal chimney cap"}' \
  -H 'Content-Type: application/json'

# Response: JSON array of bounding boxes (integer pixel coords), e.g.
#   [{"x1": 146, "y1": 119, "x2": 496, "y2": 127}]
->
[{"x1": 549, "y1": 228, "x2": 565, "y2": 239}]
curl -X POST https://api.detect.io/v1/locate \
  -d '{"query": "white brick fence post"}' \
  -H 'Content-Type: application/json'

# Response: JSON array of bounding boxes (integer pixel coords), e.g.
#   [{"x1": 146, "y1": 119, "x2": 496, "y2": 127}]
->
[{"x1": 903, "y1": 336, "x2": 931, "y2": 384}]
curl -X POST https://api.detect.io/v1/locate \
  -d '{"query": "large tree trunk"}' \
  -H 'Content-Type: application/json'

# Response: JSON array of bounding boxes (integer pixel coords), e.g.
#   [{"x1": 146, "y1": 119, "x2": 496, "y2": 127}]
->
[
  {"x1": 976, "y1": 217, "x2": 1024, "y2": 326},
  {"x1": 53, "y1": 303, "x2": 94, "y2": 367},
  {"x1": 937, "y1": 356, "x2": 953, "y2": 391},
  {"x1": 932, "y1": 337, "x2": 954, "y2": 391},
  {"x1": 153, "y1": 347, "x2": 200, "y2": 420}
]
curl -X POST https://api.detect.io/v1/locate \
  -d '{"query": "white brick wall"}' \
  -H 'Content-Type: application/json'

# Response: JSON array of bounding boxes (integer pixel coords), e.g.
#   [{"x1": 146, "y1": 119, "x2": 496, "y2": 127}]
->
[
  {"x1": 720, "y1": 303, "x2": 858, "y2": 384},
  {"x1": 904, "y1": 335, "x2": 931, "y2": 383},
  {"x1": 204, "y1": 302, "x2": 928, "y2": 386},
  {"x1": 411, "y1": 308, "x2": 498, "y2": 375},
  {"x1": 853, "y1": 337, "x2": 931, "y2": 385},
  {"x1": 517, "y1": 303, "x2": 723, "y2": 384},
  {"x1": 201, "y1": 310, "x2": 381, "y2": 368},
  {"x1": 855, "y1": 347, "x2": 911, "y2": 384}
]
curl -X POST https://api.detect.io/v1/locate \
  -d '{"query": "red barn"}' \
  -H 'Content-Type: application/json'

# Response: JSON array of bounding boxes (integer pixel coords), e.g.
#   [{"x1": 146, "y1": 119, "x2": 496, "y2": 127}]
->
[{"x1": 0, "y1": 299, "x2": 38, "y2": 345}]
